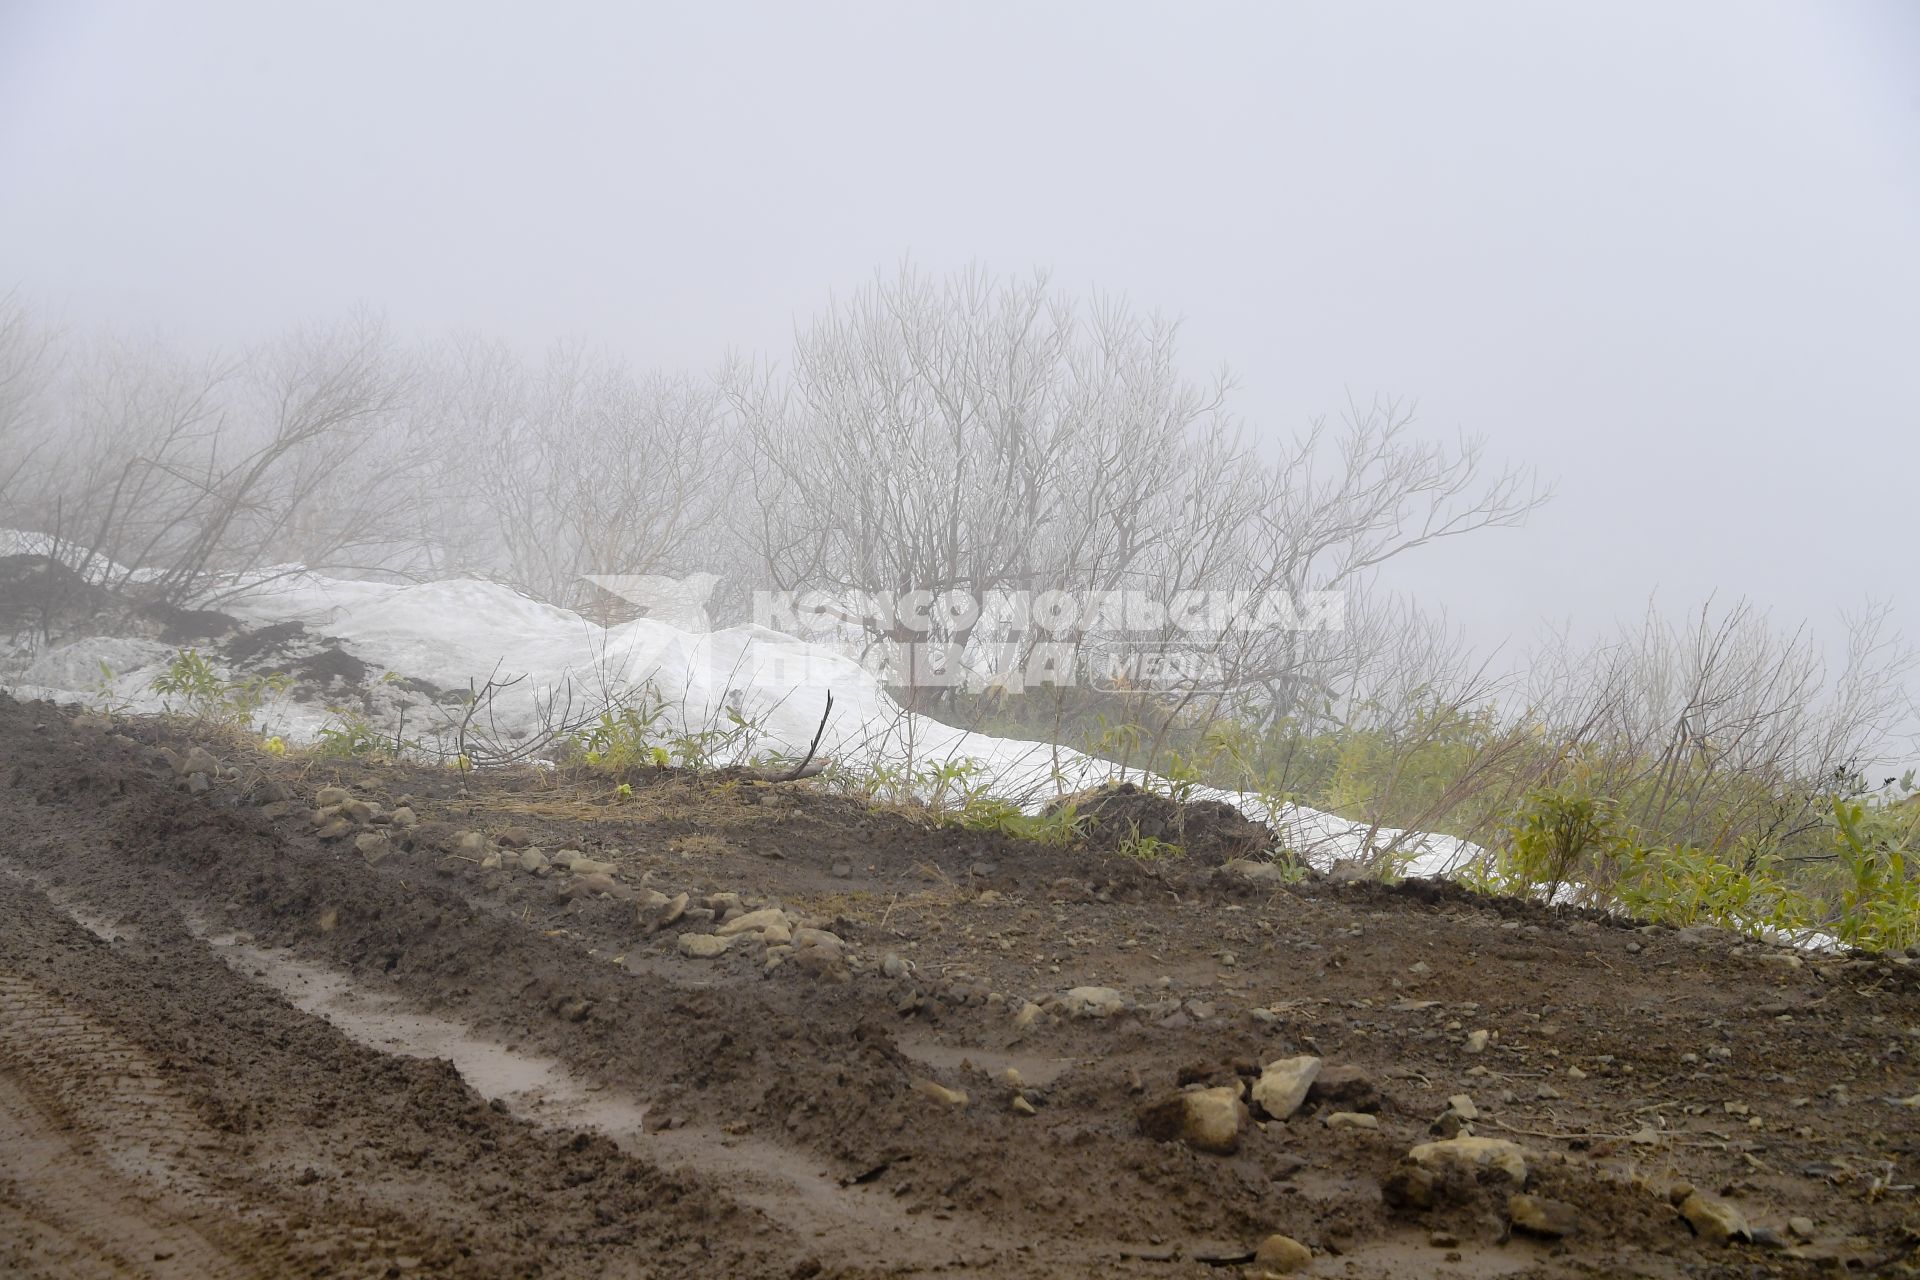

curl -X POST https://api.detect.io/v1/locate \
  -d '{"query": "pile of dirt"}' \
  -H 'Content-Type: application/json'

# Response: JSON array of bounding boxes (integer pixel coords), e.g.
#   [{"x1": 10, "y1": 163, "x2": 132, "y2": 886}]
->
[{"x1": 1057, "y1": 781, "x2": 1275, "y2": 864}]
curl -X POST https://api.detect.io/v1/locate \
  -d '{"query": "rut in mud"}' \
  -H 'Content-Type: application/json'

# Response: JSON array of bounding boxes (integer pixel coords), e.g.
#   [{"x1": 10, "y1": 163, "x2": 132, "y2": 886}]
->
[{"x1": 2, "y1": 693, "x2": 1919, "y2": 1277}]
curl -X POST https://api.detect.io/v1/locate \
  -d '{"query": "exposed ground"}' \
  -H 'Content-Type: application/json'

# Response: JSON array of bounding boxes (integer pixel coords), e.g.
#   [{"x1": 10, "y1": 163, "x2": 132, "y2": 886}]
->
[{"x1": 2, "y1": 693, "x2": 1919, "y2": 1277}]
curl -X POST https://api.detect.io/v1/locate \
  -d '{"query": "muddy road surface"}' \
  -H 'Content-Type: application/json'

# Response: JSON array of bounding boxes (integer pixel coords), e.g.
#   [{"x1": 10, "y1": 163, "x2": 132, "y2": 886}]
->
[{"x1": 1, "y1": 694, "x2": 1917, "y2": 1277}]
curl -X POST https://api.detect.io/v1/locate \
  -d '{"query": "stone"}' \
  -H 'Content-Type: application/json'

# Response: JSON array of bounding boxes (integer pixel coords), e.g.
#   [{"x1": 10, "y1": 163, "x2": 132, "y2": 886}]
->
[
  {"x1": 830, "y1": 860, "x2": 853, "y2": 878},
  {"x1": 762, "y1": 923, "x2": 792, "y2": 945},
  {"x1": 186, "y1": 771, "x2": 211, "y2": 794},
  {"x1": 1012, "y1": 1001, "x2": 1044, "y2": 1029},
  {"x1": 355, "y1": 832, "x2": 391, "y2": 865},
  {"x1": 342, "y1": 799, "x2": 376, "y2": 824},
  {"x1": 1508, "y1": 1194, "x2": 1580, "y2": 1238},
  {"x1": 390, "y1": 806, "x2": 418, "y2": 827},
  {"x1": 567, "y1": 855, "x2": 618, "y2": 877},
  {"x1": 1407, "y1": 1137, "x2": 1529, "y2": 1185},
  {"x1": 1381, "y1": 1164, "x2": 1439, "y2": 1210},
  {"x1": 315, "y1": 785, "x2": 350, "y2": 808},
  {"x1": 516, "y1": 848, "x2": 549, "y2": 873},
  {"x1": 652, "y1": 892, "x2": 689, "y2": 930},
  {"x1": 1447, "y1": 1093, "x2": 1479, "y2": 1120},
  {"x1": 575, "y1": 872, "x2": 616, "y2": 896},
  {"x1": 1678, "y1": 1190, "x2": 1748, "y2": 1243},
  {"x1": 1137, "y1": 1086, "x2": 1248, "y2": 1155},
  {"x1": 1252, "y1": 1233, "x2": 1313, "y2": 1274},
  {"x1": 1251, "y1": 1055, "x2": 1322, "y2": 1121},
  {"x1": 792, "y1": 927, "x2": 845, "y2": 951},
  {"x1": 716, "y1": 907, "x2": 789, "y2": 937},
  {"x1": 677, "y1": 933, "x2": 732, "y2": 959},
  {"x1": 1061, "y1": 986, "x2": 1127, "y2": 1019},
  {"x1": 1011, "y1": 1095, "x2": 1036, "y2": 1116},
  {"x1": 1306, "y1": 1064, "x2": 1380, "y2": 1113},
  {"x1": 1324, "y1": 1111, "x2": 1379, "y2": 1130},
  {"x1": 1787, "y1": 1216, "x2": 1814, "y2": 1240},
  {"x1": 494, "y1": 827, "x2": 533, "y2": 849},
  {"x1": 1465, "y1": 1029, "x2": 1491, "y2": 1054},
  {"x1": 882, "y1": 953, "x2": 910, "y2": 979},
  {"x1": 178, "y1": 746, "x2": 219, "y2": 777},
  {"x1": 791, "y1": 945, "x2": 850, "y2": 982},
  {"x1": 315, "y1": 815, "x2": 354, "y2": 841},
  {"x1": 455, "y1": 831, "x2": 488, "y2": 856},
  {"x1": 910, "y1": 1077, "x2": 970, "y2": 1108}
]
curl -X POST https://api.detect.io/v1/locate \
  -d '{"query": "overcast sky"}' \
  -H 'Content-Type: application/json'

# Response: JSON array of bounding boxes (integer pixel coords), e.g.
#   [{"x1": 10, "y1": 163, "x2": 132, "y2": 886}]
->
[{"x1": 2, "y1": 0, "x2": 1916, "y2": 662}]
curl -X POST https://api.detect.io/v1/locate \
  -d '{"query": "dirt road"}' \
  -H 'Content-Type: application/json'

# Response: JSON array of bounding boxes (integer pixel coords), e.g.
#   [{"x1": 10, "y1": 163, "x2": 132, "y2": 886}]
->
[{"x1": 1, "y1": 694, "x2": 1916, "y2": 1276}]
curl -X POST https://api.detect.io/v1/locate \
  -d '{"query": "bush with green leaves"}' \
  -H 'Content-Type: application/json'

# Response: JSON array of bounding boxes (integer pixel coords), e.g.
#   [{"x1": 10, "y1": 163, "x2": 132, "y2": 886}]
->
[{"x1": 149, "y1": 649, "x2": 288, "y2": 730}]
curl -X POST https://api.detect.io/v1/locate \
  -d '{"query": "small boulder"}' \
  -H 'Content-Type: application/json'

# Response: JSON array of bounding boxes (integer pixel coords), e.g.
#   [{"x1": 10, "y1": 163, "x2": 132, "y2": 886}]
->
[
  {"x1": 355, "y1": 832, "x2": 391, "y2": 865},
  {"x1": 716, "y1": 907, "x2": 790, "y2": 937},
  {"x1": 1138, "y1": 1086, "x2": 1248, "y2": 1155},
  {"x1": 1324, "y1": 1111, "x2": 1379, "y2": 1130},
  {"x1": 1407, "y1": 1136, "x2": 1529, "y2": 1185},
  {"x1": 315, "y1": 785, "x2": 351, "y2": 808},
  {"x1": 1061, "y1": 986, "x2": 1127, "y2": 1019},
  {"x1": 1252, "y1": 1233, "x2": 1313, "y2": 1275},
  {"x1": 910, "y1": 1077, "x2": 970, "y2": 1108},
  {"x1": 1678, "y1": 1190, "x2": 1748, "y2": 1244},
  {"x1": 1251, "y1": 1055, "x2": 1322, "y2": 1121},
  {"x1": 1509, "y1": 1193, "x2": 1580, "y2": 1238},
  {"x1": 677, "y1": 933, "x2": 732, "y2": 960}
]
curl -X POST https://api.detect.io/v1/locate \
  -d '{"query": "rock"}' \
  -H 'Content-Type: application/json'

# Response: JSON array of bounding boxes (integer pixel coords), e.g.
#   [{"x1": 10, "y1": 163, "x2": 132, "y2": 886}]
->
[
  {"x1": 176, "y1": 745, "x2": 219, "y2": 777},
  {"x1": 390, "y1": 805, "x2": 418, "y2": 827},
  {"x1": 342, "y1": 799, "x2": 376, "y2": 823},
  {"x1": 1011, "y1": 1094, "x2": 1036, "y2": 1116},
  {"x1": 1407, "y1": 1136, "x2": 1529, "y2": 1185},
  {"x1": 791, "y1": 945, "x2": 850, "y2": 982},
  {"x1": 910, "y1": 1077, "x2": 970, "y2": 1108},
  {"x1": 1429, "y1": 1110, "x2": 1472, "y2": 1139},
  {"x1": 1447, "y1": 1093, "x2": 1479, "y2": 1120},
  {"x1": 677, "y1": 933, "x2": 732, "y2": 959},
  {"x1": 882, "y1": 953, "x2": 910, "y2": 979},
  {"x1": 355, "y1": 832, "x2": 391, "y2": 865},
  {"x1": 1508, "y1": 1194, "x2": 1580, "y2": 1238},
  {"x1": 1221, "y1": 857, "x2": 1291, "y2": 885},
  {"x1": 830, "y1": 860, "x2": 853, "y2": 878},
  {"x1": 311, "y1": 806, "x2": 343, "y2": 827},
  {"x1": 716, "y1": 907, "x2": 790, "y2": 937},
  {"x1": 455, "y1": 830, "x2": 488, "y2": 856},
  {"x1": 763, "y1": 923, "x2": 792, "y2": 945},
  {"x1": 566, "y1": 854, "x2": 618, "y2": 877},
  {"x1": 1251, "y1": 1055, "x2": 1322, "y2": 1120},
  {"x1": 792, "y1": 927, "x2": 845, "y2": 951},
  {"x1": 494, "y1": 827, "x2": 533, "y2": 849},
  {"x1": 1306, "y1": 1064, "x2": 1380, "y2": 1113},
  {"x1": 315, "y1": 785, "x2": 350, "y2": 808},
  {"x1": 1465, "y1": 1029, "x2": 1491, "y2": 1054},
  {"x1": 1061, "y1": 986, "x2": 1127, "y2": 1019},
  {"x1": 1382, "y1": 1164, "x2": 1439, "y2": 1210},
  {"x1": 1013, "y1": 1001, "x2": 1044, "y2": 1029},
  {"x1": 1324, "y1": 1111, "x2": 1379, "y2": 1130},
  {"x1": 1678, "y1": 1190, "x2": 1748, "y2": 1243},
  {"x1": 515, "y1": 848, "x2": 549, "y2": 873},
  {"x1": 186, "y1": 771, "x2": 212, "y2": 794},
  {"x1": 1787, "y1": 1216, "x2": 1814, "y2": 1240},
  {"x1": 315, "y1": 815, "x2": 354, "y2": 841},
  {"x1": 1252, "y1": 1233, "x2": 1313, "y2": 1275},
  {"x1": 708, "y1": 891, "x2": 744, "y2": 915},
  {"x1": 1137, "y1": 1086, "x2": 1248, "y2": 1155},
  {"x1": 652, "y1": 892, "x2": 690, "y2": 930},
  {"x1": 575, "y1": 872, "x2": 616, "y2": 896}
]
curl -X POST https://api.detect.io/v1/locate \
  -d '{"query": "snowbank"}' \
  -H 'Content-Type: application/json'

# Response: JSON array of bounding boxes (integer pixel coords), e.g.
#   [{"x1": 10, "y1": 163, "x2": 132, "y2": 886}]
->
[{"x1": 3, "y1": 562, "x2": 1482, "y2": 876}]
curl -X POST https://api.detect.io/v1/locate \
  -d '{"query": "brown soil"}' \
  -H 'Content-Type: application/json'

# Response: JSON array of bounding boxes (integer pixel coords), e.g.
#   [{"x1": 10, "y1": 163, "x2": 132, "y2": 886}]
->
[{"x1": 2, "y1": 692, "x2": 1918, "y2": 1277}]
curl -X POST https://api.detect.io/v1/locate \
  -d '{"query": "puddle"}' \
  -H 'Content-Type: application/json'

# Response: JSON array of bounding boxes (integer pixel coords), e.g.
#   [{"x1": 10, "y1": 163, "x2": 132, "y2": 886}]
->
[
  {"x1": 895, "y1": 1033, "x2": 1081, "y2": 1087},
  {"x1": 193, "y1": 932, "x2": 1025, "y2": 1272}
]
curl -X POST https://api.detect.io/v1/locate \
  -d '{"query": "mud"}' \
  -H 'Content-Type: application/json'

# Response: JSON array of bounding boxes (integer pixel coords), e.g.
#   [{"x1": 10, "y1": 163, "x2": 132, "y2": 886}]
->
[{"x1": 2, "y1": 692, "x2": 1918, "y2": 1276}]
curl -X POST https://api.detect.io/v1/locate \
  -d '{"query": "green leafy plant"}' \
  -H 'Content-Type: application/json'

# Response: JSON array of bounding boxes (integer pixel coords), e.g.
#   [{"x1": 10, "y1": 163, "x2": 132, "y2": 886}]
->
[
  {"x1": 1492, "y1": 781, "x2": 1619, "y2": 905},
  {"x1": 149, "y1": 649, "x2": 288, "y2": 729}
]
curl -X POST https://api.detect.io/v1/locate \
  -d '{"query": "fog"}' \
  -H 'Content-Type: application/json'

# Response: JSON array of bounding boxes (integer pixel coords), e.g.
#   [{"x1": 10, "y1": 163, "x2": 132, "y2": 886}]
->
[{"x1": 2, "y1": 0, "x2": 1916, "y2": 669}]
